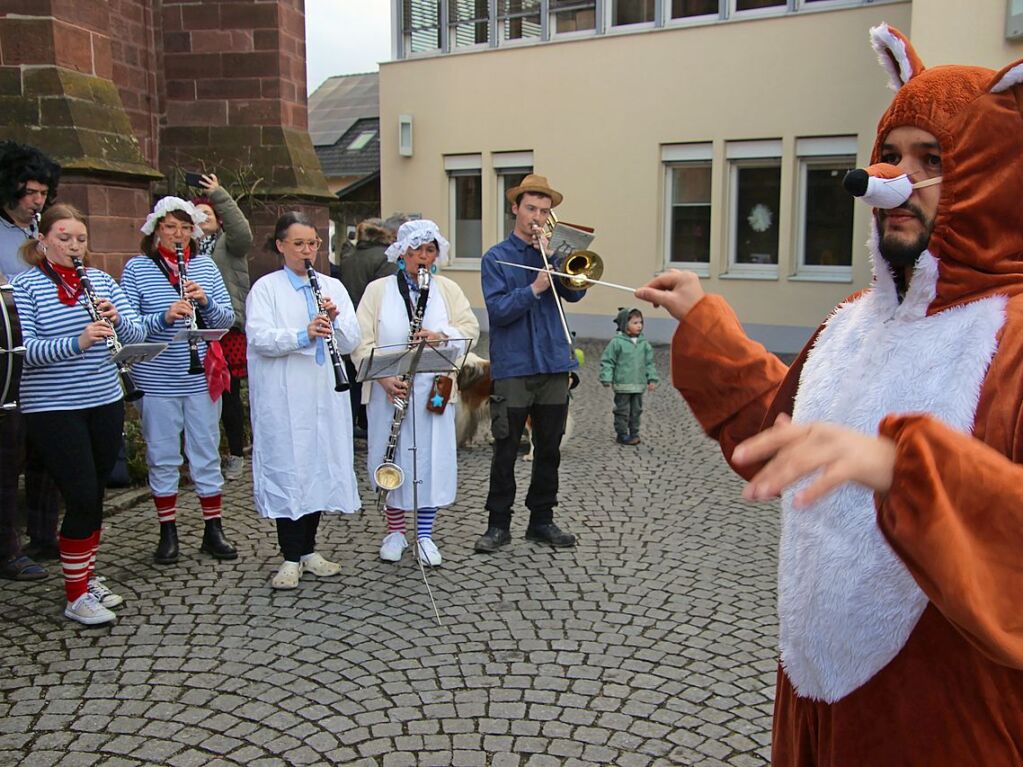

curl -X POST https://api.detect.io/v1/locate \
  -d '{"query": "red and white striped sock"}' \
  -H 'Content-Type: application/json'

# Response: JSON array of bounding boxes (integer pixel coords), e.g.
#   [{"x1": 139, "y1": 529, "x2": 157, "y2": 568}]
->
[
  {"x1": 86, "y1": 529, "x2": 101, "y2": 582},
  {"x1": 384, "y1": 507, "x2": 406, "y2": 534},
  {"x1": 153, "y1": 494, "x2": 177, "y2": 524},
  {"x1": 200, "y1": 494, "x2": 222, "y2": 521},
  {"x1": 59, "y1": 535, "x2": 93, "y2": 603}
]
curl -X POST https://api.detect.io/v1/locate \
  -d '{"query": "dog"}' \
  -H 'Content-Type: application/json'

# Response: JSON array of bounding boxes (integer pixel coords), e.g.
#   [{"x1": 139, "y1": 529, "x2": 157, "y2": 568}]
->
[
  {"x1": 456, "y1": 352, "x2": 575, "y2": 460},
  {"x1": 456, "y1": 352, "x2": 492, "y2": 448}
]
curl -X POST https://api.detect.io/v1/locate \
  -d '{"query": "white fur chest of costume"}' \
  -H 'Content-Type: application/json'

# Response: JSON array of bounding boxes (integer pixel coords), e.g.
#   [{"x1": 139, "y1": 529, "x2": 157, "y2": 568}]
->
[{"x1": 780, "y1": 248, "x2": 1006, "y2": 703}]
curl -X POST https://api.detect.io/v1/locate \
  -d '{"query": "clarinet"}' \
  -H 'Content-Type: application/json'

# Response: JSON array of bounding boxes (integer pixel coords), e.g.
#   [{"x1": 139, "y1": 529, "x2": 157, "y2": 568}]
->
[
  {"x1": 71, "y1": 257, "x2": 143, "y2": 402},
  {"x1": 303, "y1": 259, "x2": 349, "y2": 393},
  {"x1": 175, "y1": 242, "x2": 204, "y2": 375},
  {"x1": 373, "y1": 267, "x2": 431, "y2": 498}
]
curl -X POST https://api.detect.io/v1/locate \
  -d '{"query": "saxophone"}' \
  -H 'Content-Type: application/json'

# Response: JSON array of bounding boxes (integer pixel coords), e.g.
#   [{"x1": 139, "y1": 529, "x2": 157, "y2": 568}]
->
[{"x1": 373, "y1": 266, "x2": 431, "y2": 497}]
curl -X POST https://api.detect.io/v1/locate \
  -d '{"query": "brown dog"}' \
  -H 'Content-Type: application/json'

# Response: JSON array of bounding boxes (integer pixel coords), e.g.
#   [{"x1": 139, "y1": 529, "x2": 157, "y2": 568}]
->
[
  {"x1": 456, "y1": 352, "x2": 492, "y2": 448},
  {"x1": 456, "y1": 352, "x2": 575, "y2": 459}
]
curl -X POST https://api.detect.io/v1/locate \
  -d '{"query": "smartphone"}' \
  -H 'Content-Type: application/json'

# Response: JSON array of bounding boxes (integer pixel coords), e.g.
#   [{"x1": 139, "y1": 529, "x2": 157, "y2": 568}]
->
[{"x1": 183, "y1": 171, "x2": 204, "y2": 188}]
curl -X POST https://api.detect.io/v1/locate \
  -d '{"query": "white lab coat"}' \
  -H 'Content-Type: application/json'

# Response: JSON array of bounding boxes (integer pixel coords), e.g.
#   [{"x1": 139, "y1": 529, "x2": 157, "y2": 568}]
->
[
  {"x1": 246, "y1": 267, "x2": 362, "y2": 520},
  {"x1": 353, "y1": 274, "x2": 479, "y2": 510}
]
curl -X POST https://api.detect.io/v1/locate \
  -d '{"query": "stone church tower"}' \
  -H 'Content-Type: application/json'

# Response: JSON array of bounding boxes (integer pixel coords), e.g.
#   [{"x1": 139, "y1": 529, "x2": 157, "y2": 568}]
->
[{"x1": 0, "y1": 0, "x2": 333, "y2": 278}]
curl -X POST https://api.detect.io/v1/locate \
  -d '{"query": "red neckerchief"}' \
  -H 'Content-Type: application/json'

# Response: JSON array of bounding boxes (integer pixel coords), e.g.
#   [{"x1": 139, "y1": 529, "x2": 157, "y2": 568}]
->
[
  {"x1": 41, "y1": 259, "x2": 83, "y2": 306},
  {"x1": 156, "y1": 243, "x2": 190, "y2": 286}
]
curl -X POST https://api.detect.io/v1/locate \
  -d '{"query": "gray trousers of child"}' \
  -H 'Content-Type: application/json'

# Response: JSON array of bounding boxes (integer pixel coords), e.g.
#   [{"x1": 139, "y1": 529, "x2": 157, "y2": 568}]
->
[{"x1": 613, "y1": 392, "x2": 643, "y2": 438}]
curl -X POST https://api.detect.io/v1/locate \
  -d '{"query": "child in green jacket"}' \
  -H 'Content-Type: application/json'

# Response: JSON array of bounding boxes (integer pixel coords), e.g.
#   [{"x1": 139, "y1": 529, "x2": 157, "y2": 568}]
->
[{"x1": 599, "y1": 307, "x2": 658, "y2": 445}]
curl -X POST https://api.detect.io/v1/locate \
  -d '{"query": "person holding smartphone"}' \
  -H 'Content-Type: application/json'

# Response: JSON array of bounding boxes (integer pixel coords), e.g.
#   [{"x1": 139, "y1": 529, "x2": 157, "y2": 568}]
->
[{"x1": 190, "y1": 173, "x2": 253, "y2": 482}]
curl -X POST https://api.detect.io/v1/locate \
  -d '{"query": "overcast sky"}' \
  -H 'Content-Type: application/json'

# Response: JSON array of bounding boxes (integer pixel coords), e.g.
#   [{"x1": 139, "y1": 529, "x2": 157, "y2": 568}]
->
[{"x1": 305, "y1": 0, "x2": 392, "y2": 94}]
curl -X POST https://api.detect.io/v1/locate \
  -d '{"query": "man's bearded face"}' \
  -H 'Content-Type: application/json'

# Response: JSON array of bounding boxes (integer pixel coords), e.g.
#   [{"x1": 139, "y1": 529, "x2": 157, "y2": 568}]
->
[{"x1": 876, "y1": 126, "x2": 942, "y2": 269}]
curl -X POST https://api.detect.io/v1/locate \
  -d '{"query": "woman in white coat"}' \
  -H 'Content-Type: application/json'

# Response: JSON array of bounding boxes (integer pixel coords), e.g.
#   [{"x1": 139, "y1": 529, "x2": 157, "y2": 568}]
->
[
  {"x1": 246, "y1": 212, "x2": 361, "y2": 589},
  {"x1": 353, "y1": 220, "x2": 479, "y2": 567}
]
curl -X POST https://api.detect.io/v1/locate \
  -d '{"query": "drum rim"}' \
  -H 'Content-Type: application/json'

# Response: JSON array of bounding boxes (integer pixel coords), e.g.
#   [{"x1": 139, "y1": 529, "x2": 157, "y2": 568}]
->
[{"x1": 0, "y1": 283, "x2": 22, "y2": 409}]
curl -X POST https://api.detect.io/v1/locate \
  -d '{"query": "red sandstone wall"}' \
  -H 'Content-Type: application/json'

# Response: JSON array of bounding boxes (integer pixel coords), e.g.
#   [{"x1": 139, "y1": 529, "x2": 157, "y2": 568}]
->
[
  {"x1": 160, "y1": 0, "x2": 309, "y2": 131},
  {"x1": 106, "y1": 0, "x2": 161, "y2": 167}
]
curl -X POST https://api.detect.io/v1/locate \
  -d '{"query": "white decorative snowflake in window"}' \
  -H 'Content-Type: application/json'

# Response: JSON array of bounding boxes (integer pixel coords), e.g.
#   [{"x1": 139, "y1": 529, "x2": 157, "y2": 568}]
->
[{"x1": 747, "y1": 203, "x2": 773, "y2": 233}]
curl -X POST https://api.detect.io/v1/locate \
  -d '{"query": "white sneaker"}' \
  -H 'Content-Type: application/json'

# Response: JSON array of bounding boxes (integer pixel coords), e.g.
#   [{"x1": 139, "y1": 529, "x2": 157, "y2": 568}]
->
[
  {"x1": 379, "y1": 532, "x2": 408, "y2": 562},
  {"x1": 87, "y1": 576, "x2": 124, "y2": 608},
  {"x1": 300, "y1": 552, "x2": 341, "y2": 577},
  {"x1": 270, "y1": 561, "x2": 302, "y2": 589},
  {"x1": 223, "y1": 455, "x2": 245, "y2": 481},
  {"x1": 65, "y1": 593, "x2": 116, "y2": 625},
  {"x1": 417, "y1": 537, "x2": 442, "y2": 567}
]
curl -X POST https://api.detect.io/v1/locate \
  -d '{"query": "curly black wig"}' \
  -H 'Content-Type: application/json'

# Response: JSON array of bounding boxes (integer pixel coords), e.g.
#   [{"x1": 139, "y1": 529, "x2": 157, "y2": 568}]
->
[{"x1": 0, "y1": 141, "x2": 60, "y2": 211}]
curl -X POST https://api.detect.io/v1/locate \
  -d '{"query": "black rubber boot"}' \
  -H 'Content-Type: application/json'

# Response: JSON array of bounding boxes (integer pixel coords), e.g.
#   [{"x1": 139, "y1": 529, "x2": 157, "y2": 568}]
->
[
  {"x1": 154, "y1": 521, "x2": 179, "y2": 565},
  {"x1": 201, "y1": 518, "x2": 238, "y2": 560}
]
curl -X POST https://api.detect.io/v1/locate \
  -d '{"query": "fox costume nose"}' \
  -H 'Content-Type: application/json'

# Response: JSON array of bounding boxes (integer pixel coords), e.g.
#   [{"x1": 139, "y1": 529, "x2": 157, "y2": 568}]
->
[{"x1": 843, "y1": 163, "x2": 914, "y2": 209}]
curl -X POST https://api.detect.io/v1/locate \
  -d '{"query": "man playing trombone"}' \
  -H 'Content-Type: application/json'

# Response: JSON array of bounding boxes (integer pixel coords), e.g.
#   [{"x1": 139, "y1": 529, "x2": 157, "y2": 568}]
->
[{"x1": 474, "y1": 174, "x2": 583, "y2": 553}]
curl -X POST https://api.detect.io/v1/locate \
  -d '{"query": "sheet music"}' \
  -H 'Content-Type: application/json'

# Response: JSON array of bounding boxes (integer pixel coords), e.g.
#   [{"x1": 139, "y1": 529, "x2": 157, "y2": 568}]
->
[
  {"x1": 113, "y1": 342, "x2": 167, "y2": 366},
  {"x1": 171, "y1": 328, "x2": 229, "y2": 342}
]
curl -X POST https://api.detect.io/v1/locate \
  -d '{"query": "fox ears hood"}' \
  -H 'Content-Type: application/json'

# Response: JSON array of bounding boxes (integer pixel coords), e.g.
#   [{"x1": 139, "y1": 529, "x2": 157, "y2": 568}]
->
[{"x1": 854, "y1": 24, "x2": 1023, "y2": 313}]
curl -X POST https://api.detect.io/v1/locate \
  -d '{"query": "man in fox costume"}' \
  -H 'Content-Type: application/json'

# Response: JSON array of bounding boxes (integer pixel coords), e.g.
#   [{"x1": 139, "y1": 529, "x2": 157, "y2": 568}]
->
[{"x1": 637, "y1": 24, "x2": 1023, "y2": 764}]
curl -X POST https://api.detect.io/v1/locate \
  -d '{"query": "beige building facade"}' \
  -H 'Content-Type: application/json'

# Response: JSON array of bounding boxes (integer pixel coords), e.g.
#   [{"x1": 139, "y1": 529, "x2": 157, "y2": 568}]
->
[{"x1": 379, "y1": 0, "x2": 1022, "y2": 351}]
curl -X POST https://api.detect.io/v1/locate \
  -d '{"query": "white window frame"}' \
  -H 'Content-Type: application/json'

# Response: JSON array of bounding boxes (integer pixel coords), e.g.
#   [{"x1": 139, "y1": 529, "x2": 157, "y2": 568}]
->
[
  {"x1": 448, "y1": 0, "x2": 492, "y2": 50},
  {"x1": 728, "y1": 0, "x2": 787, "y2": 20},
  {"x1": 606, "y1": 0, "x2": 657, "y2": 31},
  {"x1": 497, "y1": 0, "x2": 546, "y2": 45},
  {"x1": 549, "y1": 1, "x2": 600, "y2": 39},
  {"x1": 662, "y1": 142, "x2": 713, "y2": 277},
  {"x1": 795, "y1": 0, "x2": 858, "y2": 12},
  {"x1": 493, "y1": 151, "x2": 534, "y2": 243},
  {"x1": 665, "y1": 0, "x2": 722, "y2": 26},
  {"x1": 795, "y1": 136, "x2": 856, "y2": 281},
  {"x1": 445, "y1": 154, "x2": 484, "y2": 267},
  {"x1": 726, "y1": 139, "x2": 782, "y2": 279}
]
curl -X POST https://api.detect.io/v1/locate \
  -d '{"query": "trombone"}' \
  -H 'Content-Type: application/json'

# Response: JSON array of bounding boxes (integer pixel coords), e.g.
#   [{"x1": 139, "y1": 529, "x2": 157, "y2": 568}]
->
[{"x1": 530, "y1": 212, "x2": 603, "y2": 358}]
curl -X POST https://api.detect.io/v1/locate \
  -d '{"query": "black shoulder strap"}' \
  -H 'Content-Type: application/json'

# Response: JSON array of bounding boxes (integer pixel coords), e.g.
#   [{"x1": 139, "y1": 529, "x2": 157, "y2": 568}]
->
[{"x1": 395, "y1": 270, "x2": 414, "y2": 324}]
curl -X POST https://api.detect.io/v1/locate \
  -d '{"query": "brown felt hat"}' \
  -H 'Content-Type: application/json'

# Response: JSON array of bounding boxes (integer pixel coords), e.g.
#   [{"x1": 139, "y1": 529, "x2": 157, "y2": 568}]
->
[{"x1": 505, "y1": 173, "x2": 563, "y2": 208}]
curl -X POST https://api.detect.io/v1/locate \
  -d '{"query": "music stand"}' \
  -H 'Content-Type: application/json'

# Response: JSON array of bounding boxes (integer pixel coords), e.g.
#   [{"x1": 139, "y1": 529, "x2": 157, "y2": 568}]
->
[
  {"x1": 357, "y1": 336, "x2": 472, "y2": 626},
  {"x1": 113, "y1": 342, "x2": 167, "y2": 367},
  {"x1": 171, "y1": 328, "x2": 228, "y2": 343}
]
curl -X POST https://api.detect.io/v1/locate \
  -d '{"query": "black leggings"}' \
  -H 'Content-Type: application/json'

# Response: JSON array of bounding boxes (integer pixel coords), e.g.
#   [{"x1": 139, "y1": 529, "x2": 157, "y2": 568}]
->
[
  {"x1": 220, "y1": 376, "x2": 246, "y2": 457},
  {"x1": 25, "y1": 400, "x2": 124, "y2": 540},
  {"x1": 275, "y1": 512, "x2": 321, "y2": 562}
]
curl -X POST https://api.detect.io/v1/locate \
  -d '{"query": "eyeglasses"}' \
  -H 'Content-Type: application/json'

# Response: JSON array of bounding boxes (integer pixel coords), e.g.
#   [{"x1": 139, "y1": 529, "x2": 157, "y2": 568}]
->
[
  {"x1": 282, "y1": 238, "x2": 322, "y2": 251},
  {"x1": 159, "y1": 222, "x2": 194, "y2": 234}
]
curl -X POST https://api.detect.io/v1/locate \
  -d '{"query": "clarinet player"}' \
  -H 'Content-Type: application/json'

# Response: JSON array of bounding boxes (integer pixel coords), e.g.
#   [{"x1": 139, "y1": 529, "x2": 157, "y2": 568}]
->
[
  {"x1": 11, "y1": 204, "x2": 145, "y2": 624},
  {"x1": 246, "y1": 212, "x2": 361, "y2": 589},
  {"x1": 120, "y1": 197, "x2": 237, "y2": 565},
  {"x1": 352, "y1": 220, "x2": 479, "y2": 567}
]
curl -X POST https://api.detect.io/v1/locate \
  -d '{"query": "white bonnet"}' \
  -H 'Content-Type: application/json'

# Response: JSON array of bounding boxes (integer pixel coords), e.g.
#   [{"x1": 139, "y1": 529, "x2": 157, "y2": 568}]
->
[
  {"x1": 384, "y1": 219, "x2": 450, "y2": 266},
  {"x1": 140, "y1": 196, "x2": 208, "y2": 238}
]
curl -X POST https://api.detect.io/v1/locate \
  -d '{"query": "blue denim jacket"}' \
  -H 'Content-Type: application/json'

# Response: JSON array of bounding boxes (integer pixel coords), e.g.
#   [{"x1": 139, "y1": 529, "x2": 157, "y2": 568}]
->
[{"x1": 481, "y1": 233, "x2": 584, "y2": 380}]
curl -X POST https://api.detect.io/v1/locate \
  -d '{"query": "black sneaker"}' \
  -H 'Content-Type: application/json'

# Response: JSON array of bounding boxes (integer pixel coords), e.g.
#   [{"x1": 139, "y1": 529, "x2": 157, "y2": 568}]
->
[
  {"x1": 474, "y1": 526, "x2": 511, "y2": 553},
  {"x1": 525, "y1": 523, "x2": 577, "y2": 548}
]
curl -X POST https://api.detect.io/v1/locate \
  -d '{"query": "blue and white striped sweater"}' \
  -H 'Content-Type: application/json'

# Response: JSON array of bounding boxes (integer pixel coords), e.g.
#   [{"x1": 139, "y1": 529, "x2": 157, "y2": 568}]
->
[
  {"x1": 12, "y1": 266, "x2": 146, "y2": 413},
  {"x1": 120, "y1": 254, "x2": 234, "y2": 397}
]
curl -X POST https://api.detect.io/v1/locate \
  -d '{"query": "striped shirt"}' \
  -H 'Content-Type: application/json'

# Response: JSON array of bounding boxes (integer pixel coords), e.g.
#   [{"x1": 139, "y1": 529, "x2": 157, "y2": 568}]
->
[
  {"x1": 120, "y1": 253, "x2": 234, "y2": 397},
  {"x1": 12, "y1": 265, "x2": 146, "y2": 413}
]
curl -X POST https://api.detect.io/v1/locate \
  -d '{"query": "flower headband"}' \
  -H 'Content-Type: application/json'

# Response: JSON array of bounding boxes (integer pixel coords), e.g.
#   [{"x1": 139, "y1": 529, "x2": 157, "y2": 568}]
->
[
  {"x1": 139, "y1": 196, "x2": 208, "y2": 238},
  {"x1": 384, "y1": 219, "x2": 450, "y2": 266}
]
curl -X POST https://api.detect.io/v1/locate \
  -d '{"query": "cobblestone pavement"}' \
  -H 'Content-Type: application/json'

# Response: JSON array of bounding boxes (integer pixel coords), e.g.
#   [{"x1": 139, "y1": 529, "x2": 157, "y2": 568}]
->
[{"x1": 0, "y1": 338, "x2": 780, "y2": 767}]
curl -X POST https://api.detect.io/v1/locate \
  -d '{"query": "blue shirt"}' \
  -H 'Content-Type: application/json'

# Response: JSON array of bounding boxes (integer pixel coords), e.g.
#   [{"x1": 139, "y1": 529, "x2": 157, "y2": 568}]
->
[
  {"x1": 12, "y1": 266, "x2": 146, "y2": 412},
  {"x1": 283, "y1": 265, "x2": 325, "y2": 365},
  {"x1": 119, "y1": 253, "x2": 234, "y2": 397},
  {"x1": 0, "y1": 214, "x2": 34, "y2": 279},
  {"x1": 481, "y1": 233, "x2": 584, "y2": 380}
]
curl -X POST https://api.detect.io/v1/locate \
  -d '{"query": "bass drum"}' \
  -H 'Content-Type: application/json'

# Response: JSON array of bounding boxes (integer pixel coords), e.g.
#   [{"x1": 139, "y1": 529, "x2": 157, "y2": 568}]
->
[{"x1": 0, "y1": 280, "x2": 24, "y2": 414}]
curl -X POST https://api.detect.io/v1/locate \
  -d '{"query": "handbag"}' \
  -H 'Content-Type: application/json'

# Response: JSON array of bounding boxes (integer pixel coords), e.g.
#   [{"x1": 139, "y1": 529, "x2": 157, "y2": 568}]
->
[{"x1": 425, "y1": 374, "x2": 453, "y2": 414}]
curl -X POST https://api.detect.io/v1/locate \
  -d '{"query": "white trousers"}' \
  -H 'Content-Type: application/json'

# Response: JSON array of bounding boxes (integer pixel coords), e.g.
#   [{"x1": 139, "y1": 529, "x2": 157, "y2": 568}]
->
[{"x1": 137, "y1": 393, "x2": 223, "y2": 498}]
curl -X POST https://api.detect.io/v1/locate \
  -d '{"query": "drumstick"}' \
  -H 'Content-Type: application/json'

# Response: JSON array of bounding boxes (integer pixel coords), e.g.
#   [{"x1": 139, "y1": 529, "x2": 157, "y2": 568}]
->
[{"x1": 494, "y1": 260, "x2": 638, "y2": 294}]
